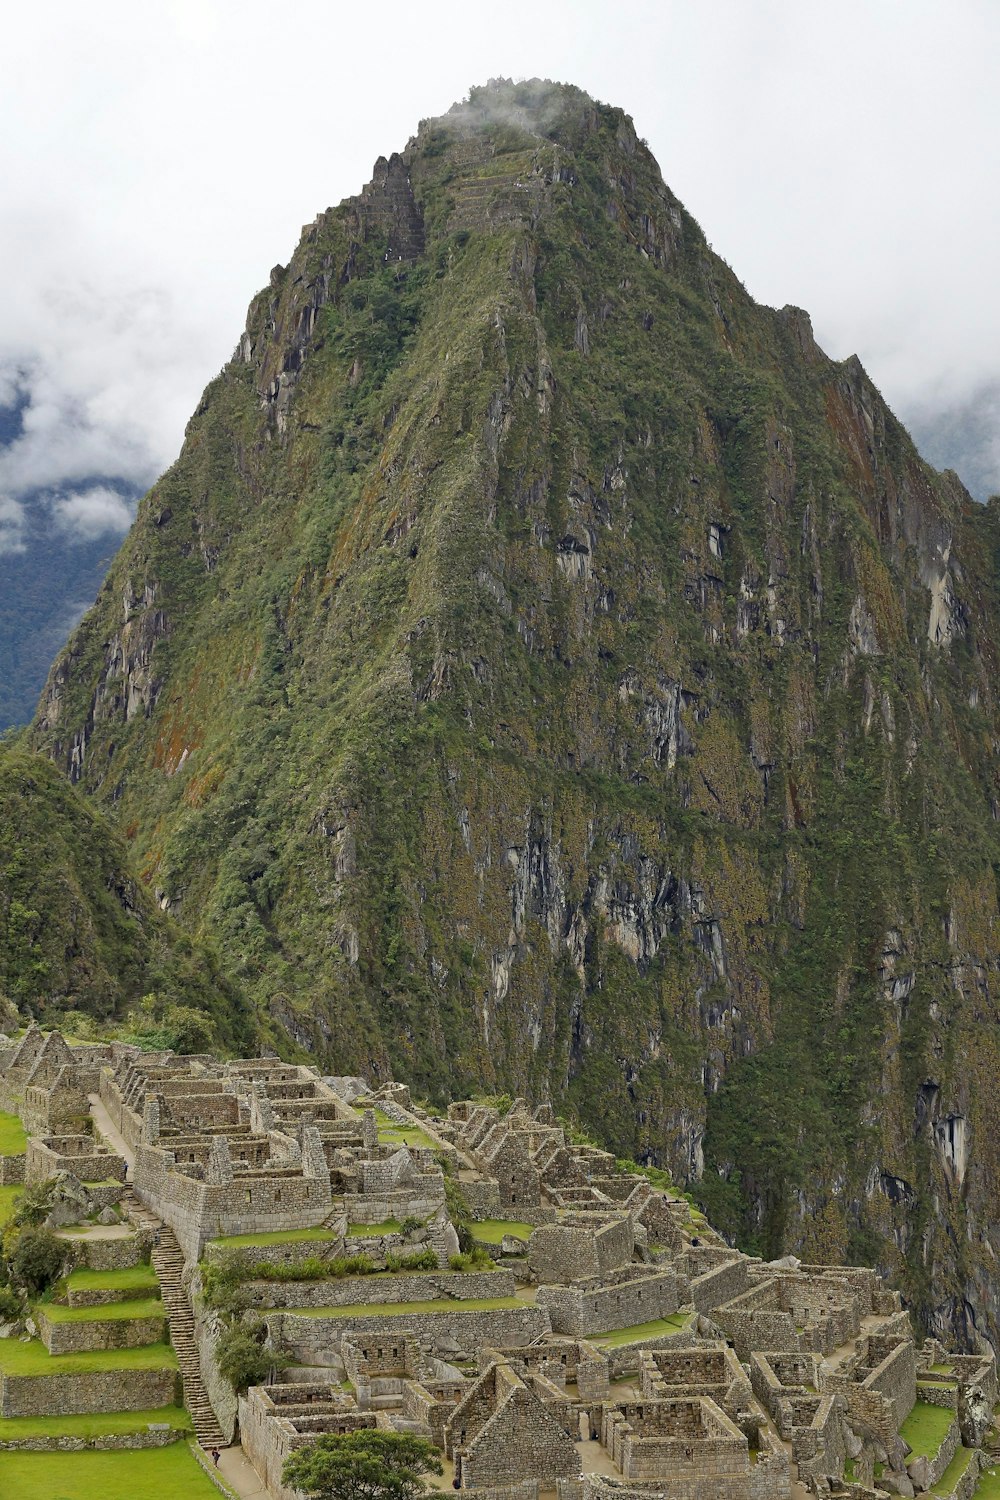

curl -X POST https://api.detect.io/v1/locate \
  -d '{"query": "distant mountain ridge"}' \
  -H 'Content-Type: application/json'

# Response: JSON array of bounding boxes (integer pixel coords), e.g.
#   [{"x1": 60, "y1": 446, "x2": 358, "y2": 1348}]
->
[{"x1": 23, "y1": 80, "x2": 1000, "y2": 1352}]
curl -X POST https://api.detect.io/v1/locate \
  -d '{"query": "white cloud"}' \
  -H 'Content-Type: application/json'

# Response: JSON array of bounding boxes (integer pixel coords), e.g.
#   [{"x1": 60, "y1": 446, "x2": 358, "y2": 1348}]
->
[
  {"x1": 50, "y1": 486, "x2": 136, "y2": 542},
  {"x1": 0, "y1": 0, "x2": 997, "y2": 506},
  {"x1": 0, "y1": 495, "x2": 27, "y2": 555}
]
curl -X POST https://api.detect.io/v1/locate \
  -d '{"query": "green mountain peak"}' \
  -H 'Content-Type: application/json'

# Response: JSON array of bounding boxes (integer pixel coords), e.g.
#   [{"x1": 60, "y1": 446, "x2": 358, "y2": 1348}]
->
[{"x1": 26, "y1": 82, "x2": 1000, "y2": 1350}]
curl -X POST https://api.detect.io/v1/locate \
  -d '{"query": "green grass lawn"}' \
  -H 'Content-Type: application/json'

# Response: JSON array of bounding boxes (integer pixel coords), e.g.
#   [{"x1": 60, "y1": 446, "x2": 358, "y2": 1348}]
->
[
  {"x1": 41, "y1": 1295, "x2": 165, "y2": 1323},
  {"x1": 279, "y1": 1295, "x2": 525, "y2": 1317},
  {"x1": 0, "y1": 1404, "x2": 191, "y2": 1441},
  {"x1": 0, "y1": 1108, "x2": 26, "y2": 1155},
  {"x1": 65, "y1": 1264, "x2": 158, "y2": 1293},
  {"x1": 900, "y1": 1400, "x2": 956, "y2": 1458},
  {"x1": 976, "y1": 1464, "x2": 1000, "y2": 1497},
  {"x1": 373, "y1": 1108, "x2": 436, "y2": 1149},
  {"x1": 0, "y1": 1337, "x2": 177, "y2": 1377},
  {"x1": 347, "y1": 1218, "x2": 402, "y2": 1236},
  {"x1": 208, "y1": 1225, "x2": 336, "y2": 1249},
  {"x1": 932, "y1": 1446, "x2": 974, "y2": 1495},
  {"x1": 470, "y1": 1220, "x2": 534, "y2": 1244},
  {"x1": 0, "y1": 1441, "x2": 221, "y2": 1499},
  {"x1": 0, "y1": 1183, "x2": 22, "y2": 1225},
  {"x1": 592, "y1": 1312, "x2": 694, "y2": 1348}
]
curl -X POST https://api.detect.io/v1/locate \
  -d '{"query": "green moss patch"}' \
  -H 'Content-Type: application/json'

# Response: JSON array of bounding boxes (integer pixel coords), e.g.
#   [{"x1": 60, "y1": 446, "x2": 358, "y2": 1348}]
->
[
  {"x1": 0, "y1": 1441, "x2": 222, "y2": 1499},
  {"x1": 0, "y1": 1337, "x2": 177, "y2": 1377},
  {"x1": 900, "y1": 1400, "x2": 956, "y2": 1459},
  {"x1": 0, "y1": 1404, "x2": 191, "y2": 1441}
]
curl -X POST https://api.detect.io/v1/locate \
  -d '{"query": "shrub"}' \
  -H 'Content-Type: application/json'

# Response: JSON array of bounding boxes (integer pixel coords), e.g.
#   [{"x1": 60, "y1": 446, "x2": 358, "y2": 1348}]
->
[
  {"x1": 9, "y1": 1228, "x2": 67, "y2": 1295},
  {"x1": 216, "y1": 1319, "x2": 285, "y2": 1394},
  {"x1": 0, "y1": 1284, "x2": 24, "y2": 1320},
  {"x1": 400, "y1": 1216, "x2": 423, "y2": 1235},
  {"x1": 384, "y1": 1249, "x2": 437, "y2": 1272},
  {"x1": 448, "y1": 1248, "x2": 495, "y2": 1272},
  {"x1": 10, "y1": 1178, "x2": 55, "y2": 1229}
]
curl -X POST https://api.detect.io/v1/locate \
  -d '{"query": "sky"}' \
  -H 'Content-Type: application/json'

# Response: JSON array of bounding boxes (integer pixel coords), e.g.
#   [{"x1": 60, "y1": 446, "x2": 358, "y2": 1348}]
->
[{"x1": 0, "y1": 0, "x2": 998, "y2": 562}]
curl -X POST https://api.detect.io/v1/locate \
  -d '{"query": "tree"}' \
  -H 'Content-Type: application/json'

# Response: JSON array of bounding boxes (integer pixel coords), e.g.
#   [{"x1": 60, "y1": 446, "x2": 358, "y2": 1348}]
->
[
  {"x1": 8, "y1": 1228, "x2": 66, "y2": 1295},
  {"x1": 282, "y1": 1431, "x2": 442, "y2": 1500},
  {"x1": 215, "y1": 1319, "x2": 284, "y2": 1393}
]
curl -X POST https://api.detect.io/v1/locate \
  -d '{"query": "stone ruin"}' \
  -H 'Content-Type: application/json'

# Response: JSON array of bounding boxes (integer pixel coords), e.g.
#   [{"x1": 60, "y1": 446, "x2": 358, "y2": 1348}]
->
[{"x1": 1, "y1": 1026, "x2": 999, "y2": 1499}]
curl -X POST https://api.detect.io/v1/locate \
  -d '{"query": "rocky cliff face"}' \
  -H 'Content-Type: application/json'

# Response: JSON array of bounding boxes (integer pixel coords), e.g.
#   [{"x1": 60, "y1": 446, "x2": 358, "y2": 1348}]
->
[{"x1": 31, "y1": 80, "x2": 1000, "y2": 1350}]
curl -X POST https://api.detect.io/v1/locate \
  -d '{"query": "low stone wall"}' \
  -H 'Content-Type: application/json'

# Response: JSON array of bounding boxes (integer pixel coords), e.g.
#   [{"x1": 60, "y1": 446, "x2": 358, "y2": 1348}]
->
[
  {"x1": 917, "y1": 1378, "x2": 960, "y2": 1410},
  {"x1": 0, "y1": 1365, "x2": 179, "y2": 1417},
  {"x1": 68, "y1": 1281, "x2": 155, "y2": 1308},
  {"x1": 203, "y1": 1235, "x2": 344, "y2": 1269},
  {"x1": 0, "y1": 1153, "x2": 25, "y2": 1185},
  {"x1": 273, "y1": 1304, "x2": 551, "y2": 1358},
  {"x1": 64, "y1": 1231, "x2": 151, "y2": 1272},
  {"x1": 0, "y1": 1426, "x2": 183, "y2": 1451},
  {"x1": 243, "y1": 1268, "x2": 515, "y2": 1310},
  {"x1": 37, "y1": 1308, "x2": 166, "y2": 1355}
]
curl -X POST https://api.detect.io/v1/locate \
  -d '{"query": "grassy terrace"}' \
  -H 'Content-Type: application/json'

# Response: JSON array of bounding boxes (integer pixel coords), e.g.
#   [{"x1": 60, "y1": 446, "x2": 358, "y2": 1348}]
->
[
  {"x1": 977, "y1": 1465, "x2": 1000, "y2": 1497},
  {"x1": 592, "y1": 1313, "x2": 694, "y2": 1348},
  {"x1": 0, "y1": 1404, "x2": 191, "y2": 1440},
  {"x1": 0, "y1": 1108, "x2": 27, "y2": 1155},
  {"x1": 279, "y1": 1296, "x2": 525, "y2": 1317},
  {"x1": 0, "y1": 1337, "x2": 177, "y2": 1377},
  {"x1": 42, "y1": 1295, "x2": 165, "y2": 1323},
  {"x1": 900, "y1": 1400, "x2": 956, "y2": 1458},
  {"x1": 373, "y1": 1108, "x2": 436, "y2": 1149},
  {"x1": 932, "y1": 1447, "x2": 974, "y2": 1495},
  {"x1": 348, "y1": 1218, "x2": 402, "y2": 1236},
  {"x1": 0, "y1": 1443, "x2": 222, "y2": 1499},
  {"x1": 208, "y1": 1225, "x2": 335, "y2": 1249},
  {"x1": 64, "y1": 1264, "x2": 158, "y2": 1294},
  {"x1": 471, "y1": 1220, "x2": 535, "y2": 1244}
]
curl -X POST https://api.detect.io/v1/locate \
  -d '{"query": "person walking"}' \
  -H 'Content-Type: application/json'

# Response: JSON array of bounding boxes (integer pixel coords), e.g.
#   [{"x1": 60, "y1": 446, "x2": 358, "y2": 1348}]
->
[{"x1": 211, "y1": 1447, "x2": 221, "y2": 1467}]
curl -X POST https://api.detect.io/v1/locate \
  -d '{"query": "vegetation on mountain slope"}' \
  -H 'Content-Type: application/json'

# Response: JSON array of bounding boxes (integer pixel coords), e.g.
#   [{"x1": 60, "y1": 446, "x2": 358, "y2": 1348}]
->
[
  {"x1": 28, "y1": 80, "x2": 1000, "y2": 1348},
  {"x1": 0, "y1": 745, "x2": 248, "y2": 1048}
]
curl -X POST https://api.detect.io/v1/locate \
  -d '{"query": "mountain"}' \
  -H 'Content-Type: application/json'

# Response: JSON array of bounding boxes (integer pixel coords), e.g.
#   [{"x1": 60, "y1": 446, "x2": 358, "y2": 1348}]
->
[
  {"x1": 28, "y1": 80, "x2": 1000, "y2": 1349},
  {"x1": 0, "y1": 745, "x2": 248, "y2": 1048}
]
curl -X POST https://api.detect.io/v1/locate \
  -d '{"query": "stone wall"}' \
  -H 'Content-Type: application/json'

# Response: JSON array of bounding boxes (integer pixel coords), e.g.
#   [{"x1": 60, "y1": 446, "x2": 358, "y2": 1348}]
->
[
  {"x1": 37, "y1": 1308, "x2": 166, "y2": 1355},
  {"x1": 0, "y1": 1426, "x2": 183, "y2": 1452},
  {"x1": 273, "y1": 1304, "x2": 551, "y2": 1359},
  {"x1": 65, "y1": 1230, "x2": 151, "y2": 1272},
  {"x1": 241, "y1": 1268, "x2": 515, "y2": 1310},
  {"x1": 536, "y1": 1268, "x2": 680, "y2": 1337},
  {"x1": 134, "y1": 1140, "x2": 332, "y2": 1261},
  {"x1": 26, "y1": 1134, "x2": 126, "y2": 1184},
  {"x1": 690, "y1": 1256, "x2": 750, "y2": 1313},
  {"x1": 0, "y1": 1365, "x2": 178, "y2": 1417},
  {"x1": 0, "y1": 1153, "x2": 25, "y2": 1185}
]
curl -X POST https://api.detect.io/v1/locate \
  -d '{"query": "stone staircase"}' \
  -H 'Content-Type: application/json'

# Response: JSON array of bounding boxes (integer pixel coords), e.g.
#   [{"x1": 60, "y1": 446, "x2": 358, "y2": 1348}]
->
[{"x1": 150, "y1": 1222, "x2": 226, "y2": 1449}]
